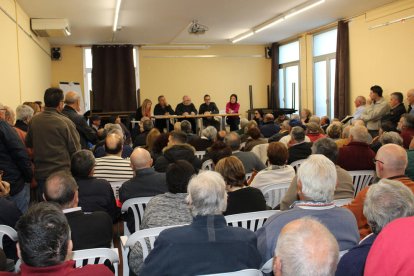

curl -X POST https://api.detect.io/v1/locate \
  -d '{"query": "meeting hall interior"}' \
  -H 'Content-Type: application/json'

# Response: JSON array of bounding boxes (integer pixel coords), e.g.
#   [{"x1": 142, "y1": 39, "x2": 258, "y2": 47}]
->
[{"x1": 1, "y1": 0, "x2": 414, "y2": 275}]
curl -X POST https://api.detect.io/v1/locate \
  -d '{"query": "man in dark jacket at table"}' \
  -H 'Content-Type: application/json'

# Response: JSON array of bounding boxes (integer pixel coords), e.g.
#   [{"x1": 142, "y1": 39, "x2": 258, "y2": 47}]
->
[
  {"x1": 153, "y1": 95, "x2": 175, "y2": 132},
  {"x1": 199, "y1": 94, "x2": 220, "y2": 130},
  {"x1": 176, "y1": 95, "x2": 198, "y2": 133}
]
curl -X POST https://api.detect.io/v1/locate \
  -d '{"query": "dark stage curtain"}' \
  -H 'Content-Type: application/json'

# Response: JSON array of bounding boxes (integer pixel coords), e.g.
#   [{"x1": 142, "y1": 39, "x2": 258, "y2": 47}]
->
[
  {"x1": 270, "y1": 42, "x2": 280, "y2": 109},
  {"x1": 334, "y1": 21, "x2": 350, "y2": 119},
  {"x1": 91, "y1": 45, "x2": 136, "y2": 112}
]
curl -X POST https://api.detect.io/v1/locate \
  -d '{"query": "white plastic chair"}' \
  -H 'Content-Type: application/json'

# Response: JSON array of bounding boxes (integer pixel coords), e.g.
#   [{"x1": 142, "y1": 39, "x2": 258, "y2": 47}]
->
[
  {"x1": 260, "y1": 182, "x2": 291, "y2": 208},
  {"x1": 260, "y1": 258, "x2": 273, "y2": 274},
  {"x1": 0, "y1": 225, "x2": 17, "y2": 249},
  {"x1": 195, "y1": 151, "x2": 206, "y2": 160},
  {"x1": 201, "y1": 159, "x2": 214, "y2": 171},
  {"x1": 110, "y1": 181, "x2": 124, "y2": 200},
  {"x1": 333, "y1": 198, "x2": 353, "y2": 207},
  {"x1": 72, "y1": 248, "x2": 120, "y2": 276},
  {"x1": 120, "y1": 225, "x2": 183, "y2": 276},
  {"x1": 290, "y1": 159, "x2": 306, "y2": 172},
  {"x1": 348, "y1": 170, "x2": 375, "y2": 197},
  {"x1": 225, "y1": 210, "x2": 280, "y2": 232},
  {"x1": 121, "y1": 197, "x2": 153, "y2": 236},
  {"x1": 245, "y1": 172, "x2": 253, "y2": 181},
  {"x1": 251, "y1": 143, "x2": 269, "y2": 165},
  {"x1": 198, "y1": 269, "x2": 263, "y2": 276}
]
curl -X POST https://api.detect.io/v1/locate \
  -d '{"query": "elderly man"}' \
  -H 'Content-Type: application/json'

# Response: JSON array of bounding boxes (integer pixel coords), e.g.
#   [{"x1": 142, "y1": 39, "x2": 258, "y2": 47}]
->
[
  {"x1": 0, "y1": 103, "x2": 32, "y2": 213},
  {"x1": 273, "y1": 218, "x2": 339, "y2": 276},
  {"x1": 71, "y1": 150, "x2": 120, "y2": 222},
  {"x1": 0, "y1": 202, "x2": 112, "y2": 276},
  {"x1": 260, "y1": 114, "x2": 280, "y2": 138},
  {"x1": 337, "y1": 125, "x2": 376, "y2": 170},
  {"x1": 62, "y1": 91, "x2": 97, "y2": 149},
  {"x1": 93, "y1": 133, "x2": 134, "y2": 182},
  {"x1": 14, "y1": 105, "x2": 34, "y2": 133},
  {"x1": 287, "y1": 126, "x2": 312, "y2": 164},
  {"x1": 344, "y1": 144, "x2": 414, "y2": 238},
  {"x1": 397, "y1": 113, "x2": 414, "y2": 149},
  {"x1": 269, "y1": 120, "x2": 290, "y2": 142},
  {"x1": 280, "y1": 138, "x2": 354, "y2": 210},
  {"x1": 407, "y1": 88, "x2": 414, "y2": 114},
  {"x1": 199, "y1": 94, "x2": 220, "y2": 129},
  {"x1": 360, "y1": 85, "x2": 390, "y2": 137},
  {"x1": 26, "y1": 88, "x2": 81, "y2": 197},
  {"x1": 337, "y1": 180, "x2": 414, "y2": 276},
  {"x1": 351, "y1": 96, "x2": 367, "y2": 123},
  {"x1": 306, "y1": 122, "x2": 326, "y2": 142},
  {"x1": 175, "y1": 95, "x2": 198, "y2": 133},
  {"x1": 224, "y1": 132, "x2": 265, "y2": 173},
  {"x1": 381, "y1": 91, "x2": 406, "y2": 130},
  {"x1": 43, "y1": 171, "x2": 113, "y2": 251},
  {"x1": 140, "y1": 171, "x2": 262, "y2": 275},
  {"x1": 256, "y1": 155, "x2": 359, "y2": 262}
]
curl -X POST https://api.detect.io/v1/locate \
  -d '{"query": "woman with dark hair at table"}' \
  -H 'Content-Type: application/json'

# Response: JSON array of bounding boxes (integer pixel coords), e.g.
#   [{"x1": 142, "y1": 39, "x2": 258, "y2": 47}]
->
[{"x1": 226, "y1": 94, "x2": 240, "y2": 131}]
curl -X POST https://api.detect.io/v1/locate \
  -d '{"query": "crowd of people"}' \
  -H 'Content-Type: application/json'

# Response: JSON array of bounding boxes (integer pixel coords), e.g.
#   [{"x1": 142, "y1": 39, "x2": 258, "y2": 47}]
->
[{"x1": 1, "y1": 85, "x2": 414, "y2": 275}]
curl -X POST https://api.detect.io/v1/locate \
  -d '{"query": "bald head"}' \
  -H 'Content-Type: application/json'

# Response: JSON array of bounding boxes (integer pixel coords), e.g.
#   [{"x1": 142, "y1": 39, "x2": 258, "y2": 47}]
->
[
  {"x1": 182, "y1": 95, "x2": 191, "y2": 106},
  {"x1": 130, "y1": 148, "x2": 153, "y2": 170},
  {"x1": 105, "y1": 133, "x2": 123, "y2": 156},
  {"x1": 376, "y1": 144, "x2": 408, "y2": 178},
  {"x1": 64, "y1": 91, "x2": 81, "y2": 112},
  {"x1": 44, "y1": 171, "x2": 78, "y2": 209},
  {"x1": 264, "y1": 113, "x2": 274, "y2": 123}
]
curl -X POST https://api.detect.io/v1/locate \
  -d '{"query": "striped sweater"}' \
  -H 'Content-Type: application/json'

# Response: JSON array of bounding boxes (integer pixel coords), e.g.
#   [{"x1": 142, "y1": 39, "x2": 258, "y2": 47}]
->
[{"x1": 93, "y1": 155, "x2": 134, "y2": 182}]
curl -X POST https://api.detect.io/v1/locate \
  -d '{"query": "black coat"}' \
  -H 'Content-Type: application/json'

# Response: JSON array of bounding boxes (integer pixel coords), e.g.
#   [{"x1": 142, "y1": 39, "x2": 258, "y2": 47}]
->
[
  {"x1": 154, "y1": 144, "x2": 202, "y2": 172},
  {"x1": 260, "y1": 122, "x2": 281, "y2": 138},
  {"x1": 381, "y1": 103, "x2": 406, "y2": 130},
  {"x1": 288, "y1": 142, "x2": 312, "y2": 164},
  {"x1": 0, "y1": 198, "x2": 21, "y2": 260},
  {"x1": 62, "y1": 105, "x2": 97, "y2": 149}
]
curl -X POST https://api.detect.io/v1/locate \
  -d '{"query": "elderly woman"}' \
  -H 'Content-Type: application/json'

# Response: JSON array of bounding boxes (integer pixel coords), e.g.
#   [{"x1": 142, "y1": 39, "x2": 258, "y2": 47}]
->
[
  {"x1": 14, "y1": 105, "x2": 34, "y2": 132},
  {"x1": 250, "y1": 142, "x2": 295, "y2": 190},
  {"x1": 189, "y1": 126, "x2": 217, "y2": 151},
  {"x1": 336, "y1": 180, "x2": 414, "y2": 276},
  {"x1": 215, "y1": 156, "x2": 266, "y2": 215},
  {"x1": 244, "y1": 127, "x2": 267, "y2": 151},
  {"x1": 140, "y1": 170, "x2": 262, "y2": 275}
]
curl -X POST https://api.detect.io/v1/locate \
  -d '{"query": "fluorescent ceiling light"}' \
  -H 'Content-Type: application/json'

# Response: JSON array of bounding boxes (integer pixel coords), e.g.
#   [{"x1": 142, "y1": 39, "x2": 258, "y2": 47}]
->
[
  {"x1": 231, "y1": 31, "x2": 254, "y2": 43},
  {"x1": 285, "y1": 0, "x2": 325, "y2": 19},
  {"x1": 141, "y1": 45, "x2": 211, "y2": 50},
  {"x1": 255, "y1": 17, "x2": 285, "y2": 33},
  {"x1": 113, "y1": 0, "x2": 122, "y2": 32}
]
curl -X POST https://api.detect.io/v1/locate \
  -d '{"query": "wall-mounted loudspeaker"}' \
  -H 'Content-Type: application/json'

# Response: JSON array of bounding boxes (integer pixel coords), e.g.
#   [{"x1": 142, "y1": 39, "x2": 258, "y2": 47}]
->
[
  {"x1": 51, "y1": 47, "x2": 61, "y2": 60},
  {"x1": 265, "y1": 47, "x2": 272, "y2": 59}
]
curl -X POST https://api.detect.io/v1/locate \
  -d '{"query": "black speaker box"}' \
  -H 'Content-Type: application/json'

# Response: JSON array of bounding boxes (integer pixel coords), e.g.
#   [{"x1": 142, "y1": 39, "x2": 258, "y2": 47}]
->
[{"x1": 51, "y1": 47, "x2": 61, "y2": 60}]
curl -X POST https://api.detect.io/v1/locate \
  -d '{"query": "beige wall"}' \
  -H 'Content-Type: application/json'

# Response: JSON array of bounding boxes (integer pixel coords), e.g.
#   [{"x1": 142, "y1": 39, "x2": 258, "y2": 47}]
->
[
  {"x1": 51, "y1": 45, "x2": 84, "y2": 90},
  {"x1": 0, "y1": 0, "x2": 51, "y2": 109},
  {"x1": 139, "y1": 45, "x2": 271, "y2": 117}
]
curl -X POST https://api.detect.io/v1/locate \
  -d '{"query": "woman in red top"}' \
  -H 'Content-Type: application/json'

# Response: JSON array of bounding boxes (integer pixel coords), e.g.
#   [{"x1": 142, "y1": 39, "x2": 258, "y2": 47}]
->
[{"x1": 226, "y1": 94, "x2": 240, "y2": 131}]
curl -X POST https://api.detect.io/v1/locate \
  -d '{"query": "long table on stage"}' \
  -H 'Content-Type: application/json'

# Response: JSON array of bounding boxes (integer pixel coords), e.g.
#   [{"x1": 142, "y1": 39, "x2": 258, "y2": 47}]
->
[{"x1": 132, "y1": 113, "x2": 240, "y2": 133}]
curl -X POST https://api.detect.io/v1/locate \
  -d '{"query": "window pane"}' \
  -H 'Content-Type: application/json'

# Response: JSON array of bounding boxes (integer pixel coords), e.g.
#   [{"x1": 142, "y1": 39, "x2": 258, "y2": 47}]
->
[
  {"x1": 133, "y1": 48, "x2": 137, "y2": 68},
  {"x1": 85, "y1": 48, "x2": 92, "y2": 68},
  {"x1": 279, "y1": 69, "x2": 285, "y2": 108},
  {"x1": 285, "y1": 65, "x2": 299, "y2": 110},
  {"x1": 279, "y1": 41, "x2": 299, "y2": 64},
  {"x1": 329, "y1": 59, "x2": 336, "y2": 118},
  {"x1": 313, "y1": 29, "x2": 337, "y2": 57},
  {"x1": 314, "y1": 60, "x2": 327, "y2": 116}
]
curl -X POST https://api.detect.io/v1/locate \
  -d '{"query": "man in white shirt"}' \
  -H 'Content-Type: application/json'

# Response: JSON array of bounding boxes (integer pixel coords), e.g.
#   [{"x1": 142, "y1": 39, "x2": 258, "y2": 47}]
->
[{"x1": 351, "y1": 96, "x2": 366, "y2": 123}]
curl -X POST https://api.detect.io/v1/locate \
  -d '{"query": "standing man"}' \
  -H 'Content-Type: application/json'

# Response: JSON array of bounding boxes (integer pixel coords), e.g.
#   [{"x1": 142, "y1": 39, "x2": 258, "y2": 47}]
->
[
  {"x1": 406, "y1": 88, "x2": 414, "y2": 114},
  {"x1": 351, "y1": 96, "x2": 366, "y2": 123},
  {"x1": 199, "y1": 94, "x2": 220, "y2": 130},
  {"x1": 360, "y1": 85, "x2": 390, "y2": 137},
  {"x1": 176, "y1": 95, "x2": 198, "y2": 133},
  {"x1": 26, "y1": 88, "x2": 81, "y2": 198},
  {"x1": 381, "y1": 92, "x2": 406, "y2": 130},
  {"x1": 153, "y1": 95, "x2": 175, "y2": 132},
  {"x1": 62, "y1": 91, "x2": 97, "y2": 149}
]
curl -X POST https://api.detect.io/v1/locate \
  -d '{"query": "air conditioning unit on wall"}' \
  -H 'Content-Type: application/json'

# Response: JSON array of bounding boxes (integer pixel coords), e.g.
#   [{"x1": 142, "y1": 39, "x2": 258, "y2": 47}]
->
[{"x1": 30, "y1": 18, "x2": 71, "y2": 37}]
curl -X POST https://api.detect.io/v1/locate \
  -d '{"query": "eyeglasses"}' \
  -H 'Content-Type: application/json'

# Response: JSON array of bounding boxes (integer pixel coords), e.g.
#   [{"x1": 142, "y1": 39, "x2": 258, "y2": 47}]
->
[{"x1": 372, "y1": 158, "x2": 384, "y2": 164}]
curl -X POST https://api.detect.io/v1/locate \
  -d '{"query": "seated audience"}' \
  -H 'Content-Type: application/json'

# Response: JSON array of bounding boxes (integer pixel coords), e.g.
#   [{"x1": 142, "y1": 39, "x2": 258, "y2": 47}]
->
[
  {"x1": 273, "y1": 218, "x2": 339, "y2": 276},
  {"x1": 139, "y1": 171, "x2": 262, "y2": 275},
  {"x1": 0, "y1": 249, "x2": 5, "y2": 272},
  {"x1": 260, "y1": 113, "x2": 280, "y2": 138},
  {"x1": 337, "y1": 125, "x2": 375, "y2": 170},
  {"x1": 224, "y1": 132, "x2": 265, "y2": 173},
  {"x1": 94, "y1": 123, "x2": 133, "y2": 158},
  {"x1": 93, "y1": 133, "x2": 134, "y2": 182},
  {"x1": 133, "y1": 118, "x2": 153, "y2": 148},
  {"x1": 109, "y1": 115, "x2": 132, "y2": 145},
  {"x1": 240, "y1": 120, "x2": 258, "y2": 142},
  {"x1": 306, "y1": 122, "x2": 325, "y2": 142},
  {"x1": 180, "y1": 120, "x2": 196, "y2": 143},
  {"x1": 235, "y1": 118, "x2": 249, "y2": 136},
  {"x1": 381, "y1": 91, "x2": 406, "y2": 130},
  {"x1": 397, "y1": 113, "x2": 414, "y2": 149},
  {"x1": 89, "y1": 114, "x2": 101, "y2": 133},
  {"x1": 370, "y1": 120, "x2": 396, "y2": 152},
  {"x1": 154, "y1": 131, "x2": 202, "y2": 172},
  {"x1": 250, "y1": 142, "x2": 295, "y2": 190},
  {"x1": 44, "y1": 171, "x2": 113, "y2": 250},
  {"x1": 71, "y1": 150, "x2": 120, "y2": 222},
  {"x1": 287, "y1": 126, "x2": 312, "y2": 164},
  {"x1": 215, "y1": 156, "x2": 266, "y2": 215},
  {"x1": 150, "y1": 133, "x2": 169, "y2": 162},
  {"x1": 256, "y1": 155, "x2": 359, "y2": 262},
  {"x1": 128, "y1": 161, "x2": 195, "y2": 275},
  {"x1": 364, "y1": 216, "x2": 414, "y2": 275},
  {"x1": 202, "y1": 140, "x2": 232, "y2": 167},
  {"x1": 300, "y1": 108, "x2": 312, "y2": 124},
  {"x1": 253, "y1": 110, "x2": 264, "y2": 127},
  {"x1": 281, "y1": 138, "x2": 354, "y2": 210},
  {"x1": 406, "y1": 137, "x2": 414, "y2": 180},
  {"x1": 142, "y1": 127, "x2": 161, "y2": 151},
  {"x1": 244, "y1": 127, "x2": 267, "y2": 152},
  {"x1": 321, "y1": 115, "x2": 331, "y2": 132},
  {"x1": 189, "y1": 126, "x2": 216, "y2": 151},
  {"x1": 337, "y1": 179, "x2": 414, "y2": 276},
  {"x1": 326, "y1": 123, "x2": 342, "y2": 140},
  {"x1": 335, "y1": 125, "x2": 352, "y2": 148},
  {"x1": 344, "y1": 144, "x2": 414, "y2": 238},
  {"x1": 0, "y1": 202, "x2": 112, "y2": 276},
  {"x1": 268, "y1": 120, "x2": 290, "y2": 142}
]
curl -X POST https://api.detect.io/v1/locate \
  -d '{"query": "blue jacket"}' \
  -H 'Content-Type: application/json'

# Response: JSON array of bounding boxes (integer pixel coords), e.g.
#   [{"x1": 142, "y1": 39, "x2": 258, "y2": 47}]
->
[{"x1": 140, "y1": 215, "x2": 262, "y2": 275}]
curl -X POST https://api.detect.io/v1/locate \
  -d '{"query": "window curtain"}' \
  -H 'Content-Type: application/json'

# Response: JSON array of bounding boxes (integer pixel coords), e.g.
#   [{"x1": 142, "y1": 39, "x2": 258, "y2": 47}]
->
[
  {"x1": 91, "y1": 45, "x2": 136, "y2": 112},
  {"x1": 270, "y1": 42, "x2": 280, "y2": 109},
  {"x1": 334, "y1": 21, "x2": 350, "y2": 119}
]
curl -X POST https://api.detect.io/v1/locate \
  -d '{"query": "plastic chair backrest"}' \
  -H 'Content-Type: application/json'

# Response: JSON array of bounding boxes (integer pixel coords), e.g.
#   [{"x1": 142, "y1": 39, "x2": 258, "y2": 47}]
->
[
  {"x1": 290, "y1": 159, "x2": 306, "y2": 172},
  {"x1": 0, "y1": 225, "x2": 17, "y2": 249},
  {"x1": 333, "y1": 198, "x2": 353, "y2": 207},
  {"x1": 195, "y1": 151, "x2": 206, "y2": 160},
  {"x1": 251, "y1": 143, "x2": 269, "y2": 165},
  {"x1": 225, "y1": 210, "x2": 280, "y2": 232},
  {"x1": 110, "y1": 181, "x2": 124, "y2": 200},
  {"x1": 245, "y1": 173, "x2": 253, "y2": 181},
  {"x1": 348, "y1": 170, "x2": 375, "y2": 197},
  {"x1": 121, "y1": 197, "x2": 153, "y2": 236},
  {"x1": 201, "y1": 159, "x2": 214, "y2": 171},
  {"x1": 72, "y1": 248, "x2": 120, "y2": 276},
  {"x1": 198, "y1": 269, "x2": 263, "y2": 276},
  {"x1": 260, "y1": 182, "x2": 291, "y2": 208}
]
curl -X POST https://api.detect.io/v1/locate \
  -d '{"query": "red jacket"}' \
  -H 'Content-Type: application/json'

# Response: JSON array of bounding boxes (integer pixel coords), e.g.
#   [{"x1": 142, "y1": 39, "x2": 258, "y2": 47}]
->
[{"x1": 337, "y1": 141, "x2": 375, "y2": 171}]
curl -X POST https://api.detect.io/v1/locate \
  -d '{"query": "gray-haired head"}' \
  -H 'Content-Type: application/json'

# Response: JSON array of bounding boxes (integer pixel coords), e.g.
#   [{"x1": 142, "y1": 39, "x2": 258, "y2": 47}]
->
[
  {"x1": 16, "y1": 105, "x2": 34, "y2": 122},
  {"x1": 379, "y1": 131, "x2": 403, "y2": 146},
  {"x1": 186, "y1": 171, "x2": 227, "y2": 217},
  {"x1": 342, "y1": 125, "x2": 352, "y2": 139},
  {"x1": 363, "y1": 179, "x2": 414, "y2": 234},
  {"x1": 202, "y1": 126, "x2": 217, "y2": 141},
  {"x1": 290, "y1": 114, "x2": 300, "y2": 121},
  {"x1": 309, "y1": 115, "x2": 321, "y2": 125},
  {"x1": 180, "y1": 120, "x2": 192, "y2": 134},
  {"x1": 297, "y1": 154, "x2": 337, "y2": 202},
  {"x1": 350, "y1": 125, "x2": 371, "y2": 143},
  {"x1": 240, "y1": 118, "x2": 249, "y2": 130},
  {"x1": 274, "y1": 217, "x2": 339, "y2": 276},
  {"x1": 224, "y1": 132, "x2": 241, "y2": 151},
  {"x1": 281, "y1": 120, "x2": 290, "y2": 130},
  {"x1": 142, "y1": 119, "x2": 153, "y2": 132},
  {"x1": 104, "y1": 123, "x2": 124, "y2": 136},
  {"x1": 311, "y1": 138, "x2": 338, "y2": 164},
  {"x1": 291, "y1": 126, "x2": 305, "y2": 143}
]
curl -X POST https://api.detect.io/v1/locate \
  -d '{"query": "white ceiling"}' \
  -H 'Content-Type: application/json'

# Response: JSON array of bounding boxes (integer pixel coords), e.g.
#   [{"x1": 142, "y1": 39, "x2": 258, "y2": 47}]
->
[{"x1": 17, "y1": 0, "x2": 396, "y2": 45}]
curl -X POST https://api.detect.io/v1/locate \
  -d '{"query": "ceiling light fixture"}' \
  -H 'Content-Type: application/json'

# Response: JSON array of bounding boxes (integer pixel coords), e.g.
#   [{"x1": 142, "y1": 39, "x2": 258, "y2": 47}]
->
[
  {"x1": 112, "y1": 0, "x2": 122, "y2": 32},
  {"x1": 230, "y1": 0, "x2": 325, "y2": 43}
]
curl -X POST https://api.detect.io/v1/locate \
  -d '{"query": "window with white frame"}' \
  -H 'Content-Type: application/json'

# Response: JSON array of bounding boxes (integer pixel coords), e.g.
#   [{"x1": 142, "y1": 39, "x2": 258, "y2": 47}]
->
[
  {"x1": 278, "y1": 40, "x2": 300, "y2": 111},
  {"x1": 313, "y1": 28, "x2": 337, "y2": 118}
]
